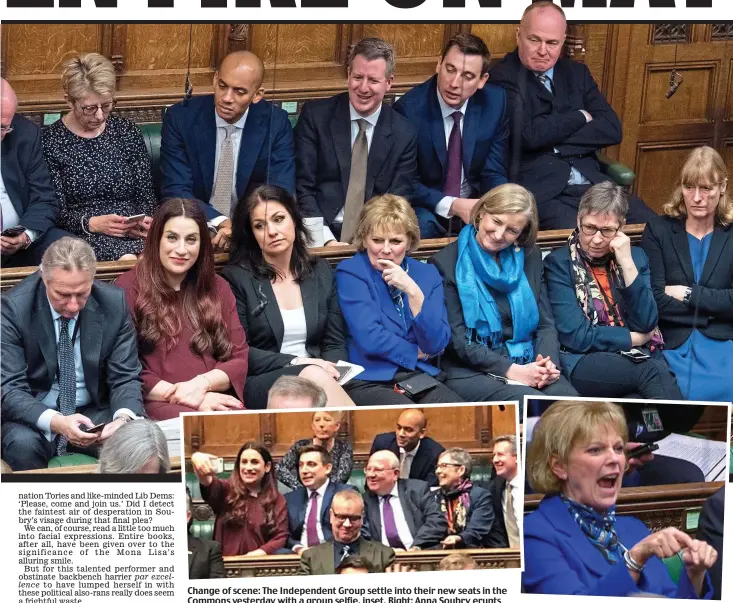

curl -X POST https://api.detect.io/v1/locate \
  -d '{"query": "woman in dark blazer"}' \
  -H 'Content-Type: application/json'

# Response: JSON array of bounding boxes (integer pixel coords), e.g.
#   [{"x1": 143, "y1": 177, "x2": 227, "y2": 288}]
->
[
  {"x1": 335, "y1": 194, "x2": 461, "y2": 404},
  {"x1": 641, "y1": 146, "x2": 733, "y2": 401},
  {"x1": 221, "y1": 185, "x2": 355, "y2": 409},
  {"x1": 431, "y1": 184, "x2": 576, "y2": 404},
  {"x1": 544, "y1": 181, "x2": 682, "y2": 400}
]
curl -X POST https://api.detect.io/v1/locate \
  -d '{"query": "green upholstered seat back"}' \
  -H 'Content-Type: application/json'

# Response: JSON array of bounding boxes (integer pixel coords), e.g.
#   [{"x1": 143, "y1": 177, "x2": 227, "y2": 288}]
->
[
  {"x1": 48, "y1": 453, "x2": 99, "y2": 468},
  {"x1": 138, "y1": 121, "x2": 163, "y2": 196}
]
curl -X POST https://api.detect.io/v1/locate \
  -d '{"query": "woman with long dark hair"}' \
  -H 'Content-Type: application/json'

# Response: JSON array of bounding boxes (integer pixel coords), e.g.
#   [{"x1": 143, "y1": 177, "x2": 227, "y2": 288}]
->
[
  {"x1": 222, "y1": 185, "x2": 357, "y2": 409},
  {"x1": 115, "y1": 198, "x2": 248, "y2": 419},
  {"x1": 191, "y1": 442, "x2": 288, "y2": 556}
]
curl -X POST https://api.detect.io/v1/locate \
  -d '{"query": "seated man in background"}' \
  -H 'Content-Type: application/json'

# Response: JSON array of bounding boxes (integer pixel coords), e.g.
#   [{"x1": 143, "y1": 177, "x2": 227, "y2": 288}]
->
[
  {"x1": 299, "y1": 490, "x2": 395, "y2": 575},
  {"x1": 439, "y1": 553, "x2": 477, "y2": 571},
  {"x1": 363, "y1": 450, "x2": 447, "y2": 551},
  {"x1": 369, "y1": 409, "x2": 445, "y2": 487},
  {"x1": 1, "y1": 78, "x2": 65, "y2": 267},
  {"x1": 1, "y1": 237, "x2": 144, "y2": 470},
  {"x1": 489, "y1": 1, "x2": 655, "y2": 230},
  {"x1": 696, "y1": 486, "x2": 724, "y2": 600},
  {"x1": 489, "y1": 435, "x2": 520, "y2": 548},
  {"x1": 186, "y1": 487, "x2": 226, "y2": 580},
  {"x1": 285, "y1": 445, "x2": 357, "y2": 554},
  {"x1": 160, "y1": 50, "x2": 294, "y2": 251},
  {"x1": 394, "y1": 33, "x2": 508, "y2": 239},
  {"x1": 295, "y1": 37, "x2": 417, "y2": 245},
  {"x1": 267, "y1": 376, "x2": 328, "y2": 410}
]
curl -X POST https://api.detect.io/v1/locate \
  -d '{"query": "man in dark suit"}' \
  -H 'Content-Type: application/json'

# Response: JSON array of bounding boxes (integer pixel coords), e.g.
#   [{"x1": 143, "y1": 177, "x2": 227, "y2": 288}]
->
[
  {"x1": 285, "y1": 445, "x2": 356, "y2": 553},
  {"x1": 160, "y1": 51, "x2": 295, "y2": 251},
  {"x1": 394, "y1": 33, "x2": 509, "y2": 239},
  {"x1": 488, "y1": 435, "x2": 520, "y2": 548},
  {"x1": 299, "y1": 490, "x2": 395, "y2": 575},
  {"x1": 1, "y1": 237, "x2": 144, "y2": 470},
  {"x1": 369, "y1": 409, "x2": 445, "y2": 487},
  {"x1": 187, "y1": 488, "x2": 226, "y2": 579},
  {"x1": 696, "y1": 486, "x2": 724, "y2": 599},
  {"x1": 1, "y1": 78, "x2": 65, "y2": 267},
  {"x1": 489, "y1": 2, "x2": 655, "y2": 230},
  {"x1": 295, "y1": 37, "x2": 417, "y2": 246},
  {"x1": 363, "y1": 450, "x2": 447, "y2": 550}
]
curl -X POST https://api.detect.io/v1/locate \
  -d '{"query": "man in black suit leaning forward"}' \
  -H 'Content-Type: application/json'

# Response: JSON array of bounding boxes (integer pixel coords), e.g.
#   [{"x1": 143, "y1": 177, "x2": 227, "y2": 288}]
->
[
  {"x1": 295, "y1": 37, "x2": 417, "y2": 246},
  {"x1": 489, "y1": 435, "x2": 521, "y2": 548},
  {"x1": 369, "y1": 408, "x2": 445, "y2": 487},
  {"x1": 187, "y1": 488, "x2": 226, "y2": 580},
  {"x1": 490, "y1": 1, "x2": 655, "y2": 230},
  {"x1": 299, "y1": 490, "x2": 395, "y2": 575},
  {"x1": 1, "y1": 237, "x2": 144, "y2": 470}
]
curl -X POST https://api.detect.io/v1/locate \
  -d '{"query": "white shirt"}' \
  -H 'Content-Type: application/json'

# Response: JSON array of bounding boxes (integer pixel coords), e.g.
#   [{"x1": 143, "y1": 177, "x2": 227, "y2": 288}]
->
[
  {"x1": 434, "y1": 89, "x2": 472, "y2": 220},
  {"x1": 297, "y1": 481, "x2": 329, "y2": 550},
  {"x1": 379, "y1": 483, "x2": 414, "y2": 550},
  {"x1": 279, "y1": 306, "x2": 309, "y2": 358},
  {"x1": 209, "y1": 109, "x2": 248, "y2": 228},
  {"x1": 320, "y1": 102, "x2": 383, "y2": 244},
  {"x1": 503, "y1": 474, "x2": 522, "y2": 531},
  {"x1": 399, "y1": 440, "x2": 421, "y2": 478},
  {"x1": 0, "y1": 171, "x2": 38, "y2": 242}
]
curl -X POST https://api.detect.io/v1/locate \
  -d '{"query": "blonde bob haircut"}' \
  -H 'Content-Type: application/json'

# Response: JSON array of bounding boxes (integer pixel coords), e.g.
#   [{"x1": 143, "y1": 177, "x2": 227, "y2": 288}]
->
[
  {"x1": 469, "y1": 183, "x2": 539, "y2": 249},
  {"x1": 662, "y1": 146, "x2": 732, "y2": 226},
  {"x1": 61, "y1": 52, "x2": 117, "y2": 101},
  {"x1": 526, "y1": 399, "x2": 628, "y2": 495},
  {"x1": 351, "y1": 194, "x2": 421, "y2": 253},
  {"x1": 313, "y1": 410, "x2": 345, "y2": 423}
]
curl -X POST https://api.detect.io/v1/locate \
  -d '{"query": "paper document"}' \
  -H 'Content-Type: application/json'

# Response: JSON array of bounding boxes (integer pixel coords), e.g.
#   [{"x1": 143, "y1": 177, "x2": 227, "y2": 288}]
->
[
  {"x1": 336, "y1": 360, "x2": 364, "y2": 385},
  {"x1": 157, "y1": 417, "x2": 181, "y2": 459},
  {"x1": 654, "y1": 433, "x2": 728, "y2": 481}
]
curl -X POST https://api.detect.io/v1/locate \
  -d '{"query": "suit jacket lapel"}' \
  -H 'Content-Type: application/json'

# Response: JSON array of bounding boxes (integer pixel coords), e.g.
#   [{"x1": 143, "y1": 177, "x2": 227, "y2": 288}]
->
[
  {"x1": 188, "y1": 536, "x2": 197, "y2": 572},
  {"x1": 79, "y1": 295, "x2": 102, "y2": 402},
  {"x1": 366, "y1": 492, "x2": 383, "y2": 540},
  {"x1": 332, "y1": 95, "x2": 353, "y2": 199},
  {"x1": 428, "y1": 78, "x2": 448, "y2": 168},
  {"x1": 410, "y1": 445, "x2": 429, "y2": 480},
  {"x1": 0, "y1": 139, "x2": 24, "y2": 216},
  {"x1": 255, "y1": 275, "x2": 285, "y2": 348},
  {"x1": 366, "y1": 107, "x2": 392, "y2": 198},
  {"x1": 671, "y1": 220, "x2": 695, "y2": 284},
  {"x1": 34, "y1": 284, "x2": 58, "y2": 386},
  {"x1": 397, "y1": 480, "x2": 418, "y2": 537},
  {"x1": 300, "y1": 271, "x2": 319, "y2": 343},
  {"x1": 197, "y1": 105, "x2": 217, "y2": 199},
  {"x1": 237, "y1": 104, "x2": 268, "y2": 198},
  {"x1": 367, "y1": 261, "x2": 404, "y2": 332},
  {"x1": 699, "y1": 226, "x2": 730, "y2": 286},
  {"x1": 463, "y1": 100, "x2": 480, "y2": 177}
]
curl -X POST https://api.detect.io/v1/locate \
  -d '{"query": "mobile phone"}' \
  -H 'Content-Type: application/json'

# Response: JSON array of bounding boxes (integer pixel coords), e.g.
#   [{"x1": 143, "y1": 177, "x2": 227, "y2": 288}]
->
[
  {"x1": 211, "y1": 457, "x2": 224, "y2": 474},
  {"x1": 620, "y1": 348, "x2": 650, "y2": 362},
  {"x1": 1, "y1": 226, "x2": 26, "y2": 237},
  {"x1": 627, "y1": 442, "x2": 659, "y2": 459},
  {"x1": 125, "y1": 214, "x2": 146, "y2": 223},
  {"x1": 82, "y1": 422, "x2": 107, "y2": 434}
]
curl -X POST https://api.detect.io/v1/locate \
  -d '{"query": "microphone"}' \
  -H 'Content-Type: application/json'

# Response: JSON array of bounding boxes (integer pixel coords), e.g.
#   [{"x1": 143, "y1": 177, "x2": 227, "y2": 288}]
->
[{"x1": 666, "y1": 69, "x2": 683, "y2": 99}]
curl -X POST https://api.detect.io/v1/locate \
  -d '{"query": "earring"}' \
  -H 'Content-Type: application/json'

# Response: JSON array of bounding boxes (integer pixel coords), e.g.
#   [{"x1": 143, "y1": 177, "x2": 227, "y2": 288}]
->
[{"x1": 514, "y1": 243, "x2": 520, "y2": 252}]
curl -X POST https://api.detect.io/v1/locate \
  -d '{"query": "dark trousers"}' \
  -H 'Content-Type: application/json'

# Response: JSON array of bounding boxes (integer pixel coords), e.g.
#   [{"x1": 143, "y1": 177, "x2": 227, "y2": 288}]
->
[
  {"x1": 414, "y1": 207, "x2": 463, "y2": 240},
  {"x1": 345, "y1": 371, "x2": 465, "y2": 405},
  {"x1": 570, "y1": 351, "x2": 683, "y2": 400},
  {"x1": 0, "y1": 228, "x2": 74, "y2": 268},
  {"x1": 537, "y1": 183, "x2": 657, "y2": 231},
  {"x1": 1, "y1": 404, "x2": 112, "y2": 471}
]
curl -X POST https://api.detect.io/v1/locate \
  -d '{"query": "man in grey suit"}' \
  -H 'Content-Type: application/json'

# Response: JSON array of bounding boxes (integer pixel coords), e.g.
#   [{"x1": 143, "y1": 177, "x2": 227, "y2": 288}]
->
[
  {"x1": 363, "y1": 450, "x2": 447, "y2": 550},
  {"x1": 1, "y1": 237, "x2": 144, "y2": 470},
  {"x1": 299, "y1": 490, "x2": 394, "y2": 575}
]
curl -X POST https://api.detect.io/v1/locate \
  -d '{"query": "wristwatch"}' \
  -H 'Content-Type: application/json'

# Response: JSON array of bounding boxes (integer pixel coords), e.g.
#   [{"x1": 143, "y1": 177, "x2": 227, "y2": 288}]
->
[{"x1": 682, "y1": 287, "x2": 692, "y2": 305}]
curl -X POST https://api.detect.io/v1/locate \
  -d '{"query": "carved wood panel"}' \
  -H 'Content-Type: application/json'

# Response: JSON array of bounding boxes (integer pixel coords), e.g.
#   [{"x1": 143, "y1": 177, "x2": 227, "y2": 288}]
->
[{"x1": 640, "y1": 62, "x2": 717, "y2": 125}]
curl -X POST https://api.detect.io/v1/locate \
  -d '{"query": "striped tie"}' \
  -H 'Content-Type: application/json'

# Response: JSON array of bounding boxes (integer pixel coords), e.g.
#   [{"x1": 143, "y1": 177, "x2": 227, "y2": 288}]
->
[{"x1": 55, "y1": 317, "x2": 76, "y2": 456}]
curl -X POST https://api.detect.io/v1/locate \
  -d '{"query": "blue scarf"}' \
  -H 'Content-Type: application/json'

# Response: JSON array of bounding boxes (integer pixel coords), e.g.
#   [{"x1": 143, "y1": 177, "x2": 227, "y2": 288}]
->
[
  {"x1": 561, "y1": 495, "x2": 623, "y2": 564},
  {"x1": 455, "y1": 225, "x2": 538, "y2": 365}
]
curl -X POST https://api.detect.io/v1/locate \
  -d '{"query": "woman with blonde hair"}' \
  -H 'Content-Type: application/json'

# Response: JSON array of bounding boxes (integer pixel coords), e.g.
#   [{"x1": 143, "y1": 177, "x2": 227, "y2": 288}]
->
[
  {"x1": 523, "y1": 399, "x2": 716, "y2": 597},
  {"x1": 42, "y1": 52, "x2": 157, "y2": 261},
  {"x1": 336, "y1": 194, "x2": 462, "y2": 404},
  {"x1": 641, "y1": 146, "x2": 733, "y2": 401},
  {"x1": 431, "y1": 183, "x2": 576, "y2": 403}
]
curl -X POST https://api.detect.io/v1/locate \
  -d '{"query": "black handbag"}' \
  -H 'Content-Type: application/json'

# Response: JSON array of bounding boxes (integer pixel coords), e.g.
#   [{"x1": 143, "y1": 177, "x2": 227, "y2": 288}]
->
[{"x1": 396, "y1": 372, "x2": 440, "y2": 400}]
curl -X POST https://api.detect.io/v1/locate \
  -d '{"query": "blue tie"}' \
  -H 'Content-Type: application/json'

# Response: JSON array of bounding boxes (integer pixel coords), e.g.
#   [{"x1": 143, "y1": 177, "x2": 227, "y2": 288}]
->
[{"x1": 55, "y1": 317, "x2": 76, "y2": 456}]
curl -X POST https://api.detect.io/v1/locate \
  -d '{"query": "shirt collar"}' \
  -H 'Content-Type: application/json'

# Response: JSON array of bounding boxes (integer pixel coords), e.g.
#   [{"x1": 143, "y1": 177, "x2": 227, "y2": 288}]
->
[
  {"x1": 534, "y1": 66, "x2": 555, "y2": 82},
  {"x1": 349, "y1": 102, "x2": 382, "y2": 128},
  {"x1": 310, "y1": 481, "x2": 330, "y2": 498},
  {"x1": 400, "y1": 439, "x2": 420, "y2": 458},
  {"x1": 386, "y1": 482, "x2": 400, "y2": 498},
  {"x1": 436, "y1": 86, "x2": 468, "y2": 118},
  {"x1": 47, "y1": 298, "x2": 78, "y2": 323},
  {"x1": 508, "y1": 474, "x2": 521, "y2": 489},
  {"x1": 214, "y1": 108, "x2": 248, "y2": 130}
]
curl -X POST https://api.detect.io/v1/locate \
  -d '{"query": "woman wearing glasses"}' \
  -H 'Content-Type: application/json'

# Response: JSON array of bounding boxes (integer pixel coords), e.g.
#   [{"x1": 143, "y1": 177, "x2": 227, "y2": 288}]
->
[
  {"x1": 544, "y1": 182, "x2": 681, "y2": 399},
  {"x1": 641, "y1": 146, "x2": 733, "y2": 402},
  {"x1": 42, "y1": 53, "x2": 157, "y2": 261}
]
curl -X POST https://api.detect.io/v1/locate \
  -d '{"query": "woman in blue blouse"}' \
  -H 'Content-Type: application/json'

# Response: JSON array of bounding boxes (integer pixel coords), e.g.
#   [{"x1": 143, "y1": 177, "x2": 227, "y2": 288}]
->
[{"x1": 335, "y1": 194, "x2": 462, "y2": 404}]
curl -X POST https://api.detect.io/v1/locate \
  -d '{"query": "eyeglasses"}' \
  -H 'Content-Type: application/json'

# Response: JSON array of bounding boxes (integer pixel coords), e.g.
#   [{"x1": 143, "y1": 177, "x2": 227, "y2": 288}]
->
[
  {"x1": 331, "y1": 513, "x2": 363, "y2": 524},
  {"x1": 436, "y1": 462, "x2": 463, "y2": 470},
  {"x1": 0, "y1": 125, "x2": 13, "y2": 135},
  {"x1": 682, "y1": 183, "x2": 720, "y2": 195},
  {"x1": 579, "y1": 224, "x2": 620, "y2": 239},
  {"x1": 75, "y1": 100, "x2": 116, "y2": 115}
]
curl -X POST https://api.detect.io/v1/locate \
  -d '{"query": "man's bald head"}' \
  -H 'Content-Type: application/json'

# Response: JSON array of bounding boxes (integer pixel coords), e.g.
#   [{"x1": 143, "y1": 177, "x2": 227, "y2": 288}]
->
[
  {"x1": 213, "y1": 51, "x2": 266, "y2": 124},
  {"x1": 1, "y1": 79, "x2": 18, "y2": 140},
  {"x1": 395, "y1": 409, "x2": 427, "y2": 452}
]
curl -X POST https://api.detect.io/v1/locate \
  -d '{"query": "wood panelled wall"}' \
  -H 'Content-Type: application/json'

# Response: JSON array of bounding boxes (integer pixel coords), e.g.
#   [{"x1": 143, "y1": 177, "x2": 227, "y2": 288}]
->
[
  {"x1": 182, "y1": 404, "x2": 517, "y2": 462},
  {"x1": 1, "y1": 23, "x2": 731, "y2": 210}
]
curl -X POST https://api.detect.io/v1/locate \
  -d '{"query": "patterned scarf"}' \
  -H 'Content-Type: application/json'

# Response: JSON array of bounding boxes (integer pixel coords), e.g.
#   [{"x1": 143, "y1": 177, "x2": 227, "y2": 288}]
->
[
  {"x1": 561, "y1": 494, "x2": 623, "y2": 564},
  {"x1": 440, "y1": 479, "x2": 473, "y2": 535},
  {"x1": 455, "y1": 225, "x2": 539, "y2": 365},
  {"x1": 567, "y1": 230, "x2": 664, "y2": 351},
  {"x1": 387, "y1": 258, "x2": 409, "y2": 330}
]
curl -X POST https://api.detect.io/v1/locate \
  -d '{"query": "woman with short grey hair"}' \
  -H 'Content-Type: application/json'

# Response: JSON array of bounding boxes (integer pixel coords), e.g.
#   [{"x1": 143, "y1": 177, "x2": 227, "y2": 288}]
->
[
  {"x1": 543, "y1": 181, "x2": 682, "y2": 399},
  {"x1": 98, "y1": 419, "x2": 170, "y2": 474}
]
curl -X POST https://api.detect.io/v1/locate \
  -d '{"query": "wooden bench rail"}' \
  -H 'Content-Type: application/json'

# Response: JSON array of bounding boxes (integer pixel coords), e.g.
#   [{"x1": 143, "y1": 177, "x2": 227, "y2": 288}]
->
[
  {"x1": 222, "y1": 548, "x2": 521, "y2": 577},
  {"x1": 0, "y1": 225, "x2": 646, "y2": 293}
]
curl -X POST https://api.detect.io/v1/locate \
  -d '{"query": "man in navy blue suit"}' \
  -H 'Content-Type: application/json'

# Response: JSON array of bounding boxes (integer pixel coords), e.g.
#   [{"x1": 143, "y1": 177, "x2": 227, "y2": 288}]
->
[
  {"x1": 284, "y1": 445, "x2": 356, "y2": 554},
  {"x1": 1, "y1": 78, "x2": 65, "y2": 267},
  {"x1": 160, "y1": 51, "x2": 295, "y2": 251},
  {"x1": 394, "y1": 34, "x2": 509, "y2": 239},
  {"x1": 369, "y1": 409, "x2": 445, "y2": 487}
]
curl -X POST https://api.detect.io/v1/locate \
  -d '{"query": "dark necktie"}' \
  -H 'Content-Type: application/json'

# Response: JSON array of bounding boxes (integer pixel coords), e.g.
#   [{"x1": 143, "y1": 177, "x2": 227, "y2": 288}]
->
[
  {"x1": 55, "y1": 317, "x2": 76, "y2": 456},
  {"x1": 382, "y1": 495, "x2": 405, "y2": 549},
  {"x1": 537, "y1": 73, "x2": 554, "y2": 96},
  {"x1": 305, "y1": 490, "x2": 319, "y2": 547},
  {"x1": 443, "y1": 111, "x2": 462, "y2": 197},
  {"x1": 341, "y1": 119, "x2": 369, "y2": 243}
]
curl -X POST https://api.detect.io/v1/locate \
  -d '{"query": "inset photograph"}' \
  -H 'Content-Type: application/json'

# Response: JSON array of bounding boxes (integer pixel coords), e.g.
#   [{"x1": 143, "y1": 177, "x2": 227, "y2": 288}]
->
[
  {"x1": 183, "y1": 403, "x2": 520, "y2": 578},
  {"x1": 523, "y1": 398, "x2": 728, "y2": 599}
]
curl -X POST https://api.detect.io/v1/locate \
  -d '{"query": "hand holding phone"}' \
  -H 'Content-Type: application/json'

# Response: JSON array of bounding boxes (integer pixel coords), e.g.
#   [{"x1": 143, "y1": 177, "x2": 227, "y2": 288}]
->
[
  {"x1": 125, "y1": 214, "x2": 146, "y2": 224},
  {"x1": 1, "y1": 226, "x2": 26, "y2": 237},
  {"x1": 627, "y1": 442, "x2": 659, "y2": 459}
]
